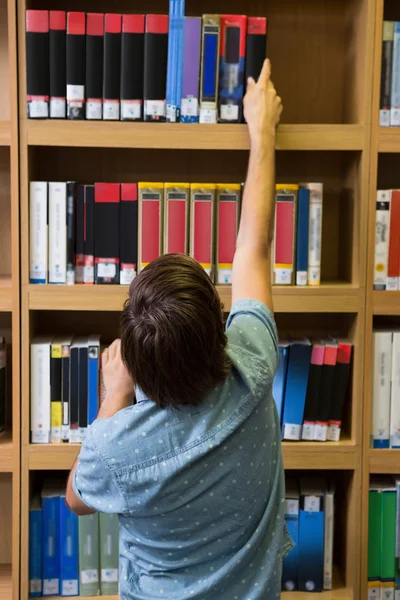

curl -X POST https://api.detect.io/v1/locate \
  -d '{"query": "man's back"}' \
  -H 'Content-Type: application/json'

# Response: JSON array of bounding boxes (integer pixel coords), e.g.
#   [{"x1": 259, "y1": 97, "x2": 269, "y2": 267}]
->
[{"x1": 74, "y1": 300, "x2": 292, "y2": 599}]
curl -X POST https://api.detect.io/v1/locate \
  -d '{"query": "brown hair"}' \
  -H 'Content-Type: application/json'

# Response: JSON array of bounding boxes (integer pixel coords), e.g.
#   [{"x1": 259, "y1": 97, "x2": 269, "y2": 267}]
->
[{"x1": 120, "y1": 254, "x2": 231, "y2": 408}]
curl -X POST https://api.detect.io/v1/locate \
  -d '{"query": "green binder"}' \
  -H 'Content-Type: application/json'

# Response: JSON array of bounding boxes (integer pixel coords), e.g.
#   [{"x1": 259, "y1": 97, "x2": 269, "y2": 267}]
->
[
  {"x1": 381, "y1": 485, "x2": 397, "y2": 597},
  {"x1": 99, "y1": 512, "x2": 119, "y2": 595},
  {"x1": 368, "y1": 485, "x2": 382, "y2": 598},
  {"x1": 78, "y1": 513, "x2": 100, "y2": 596}
]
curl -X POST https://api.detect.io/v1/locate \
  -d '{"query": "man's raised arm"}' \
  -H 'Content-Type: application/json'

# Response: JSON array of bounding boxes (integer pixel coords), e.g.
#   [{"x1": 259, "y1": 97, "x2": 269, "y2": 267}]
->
[{"x1": 232, "y1": 59, "x2": 282, "y2": 311}]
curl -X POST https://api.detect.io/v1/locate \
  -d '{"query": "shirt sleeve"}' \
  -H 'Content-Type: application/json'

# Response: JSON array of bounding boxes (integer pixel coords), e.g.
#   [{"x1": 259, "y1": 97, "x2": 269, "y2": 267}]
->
[
  {"x1": 72, "y1": 425, "x2": 126, "y2": 514},
  {"x1": 226, "y1": 299, "x2": 278, "y2": 390}
]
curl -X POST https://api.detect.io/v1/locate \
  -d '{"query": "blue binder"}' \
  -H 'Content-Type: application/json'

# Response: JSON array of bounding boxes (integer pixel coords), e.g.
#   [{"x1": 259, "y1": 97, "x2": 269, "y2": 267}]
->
[
  {"x1": 298, "y1": 482, "x2": 325, "y2": 593},
  {"x1": 272, "y1": 341, "x2": 290, "y2": 424},
  {"x1": 42, "y1": 486, "x2": 61, "y2": 596},
  {"x1": 296, "y1": 187, "x2": 310, "y2": 286},
  {"x1": 59, "y1": 496, "x2": 79, "y2": 596},
  {"x1": 281, "y1": 339, "x2": 312, "y2": 441},
  {"x1": 29, "y1": 497, "x2": 43, "y2": 598}
]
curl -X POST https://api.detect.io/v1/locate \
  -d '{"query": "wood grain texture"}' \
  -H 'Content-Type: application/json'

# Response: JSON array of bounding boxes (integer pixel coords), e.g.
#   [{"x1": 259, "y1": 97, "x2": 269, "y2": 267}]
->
[
  {"x1": 369, "y1": 449, "x2": 400, "y2": 474},
  {"x1": 0, "y1": 122, "x2": 10, "y2": 147},
  {"x1": 0, "y1": 433, "x2": 13, "y2": 472},
  {"x1": 0, "y1": 277, "x2": 11, "y2": 312},
  {"x1": 372, "y1": 291, "x2": 400, "y2": 314}
]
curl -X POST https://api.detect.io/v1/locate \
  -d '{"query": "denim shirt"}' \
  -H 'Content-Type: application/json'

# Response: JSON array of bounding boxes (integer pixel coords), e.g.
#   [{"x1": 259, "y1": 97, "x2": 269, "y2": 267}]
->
[{"x1": 73, "y1": 299, "x2": 292, "y2": 600}]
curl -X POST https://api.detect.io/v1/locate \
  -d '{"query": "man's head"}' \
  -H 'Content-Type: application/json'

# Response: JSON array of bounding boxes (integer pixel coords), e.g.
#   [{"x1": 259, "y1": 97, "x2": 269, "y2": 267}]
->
[{"x1": 120, "y1": 254, "x2": 231, "y2": 408}]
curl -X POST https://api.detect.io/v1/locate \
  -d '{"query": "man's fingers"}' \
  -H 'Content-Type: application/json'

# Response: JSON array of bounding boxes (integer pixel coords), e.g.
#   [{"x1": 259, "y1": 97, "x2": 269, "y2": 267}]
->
[
  {"x1": 246, "y1": 76, "x2": 255, "y2": 91},
  {"x1": 258, "y1": 59, "x2": 271, "y2": 86},
  {"x1": 102, "y1": 348, "x2": 109, "y2": 367},
  {"x1": 108, "y1": 339, "x2": 120, "y2": 360}
]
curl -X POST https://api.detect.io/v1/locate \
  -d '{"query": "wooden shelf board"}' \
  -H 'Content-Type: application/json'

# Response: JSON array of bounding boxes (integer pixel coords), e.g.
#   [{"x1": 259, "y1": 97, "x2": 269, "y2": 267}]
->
[
  {"x1": 0, "y1": 276, "x2": 12, "y2": 312},
  {"x1": 369, "y1": 449, "x2": 400, "y2": 474},
  {"x1": 0, "y1": 564, "x2": 12, "y2": 599},
  {"x1": 28, "y1": 441, "x2": 357, "y2": 471},
  {"x1": 378, "y1": 127, "x2": 400, "y2": 153},
  {"x1": 45, "y1": 590, "x2": 350, "y2": 600},
  {"x1": 0, "y1": 121, "x2": 11, "y2": 146},
  {"x1": 27, "y1": 283, "x2": 360, "y2": 313},
  {"x1": 0, "y1": 433, "x2": 13, "y2": 473},
  {"x1": 24, "y1": 120, "x2": 365, "y2": 151},
  {"x1": 373, "y1": 291, "x2": 400, "y2": 315}
]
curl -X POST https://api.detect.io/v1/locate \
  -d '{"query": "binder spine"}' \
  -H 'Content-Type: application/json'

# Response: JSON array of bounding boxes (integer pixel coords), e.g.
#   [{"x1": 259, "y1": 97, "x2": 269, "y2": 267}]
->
[
  {"x1": 391, "y1": 332, "x2": 400, "y2": 448},
  {"x1": 175, "y1": 0, "x2": 186, "y2": 120},
  {"x1": 79, "y1": 514, "x2": 100, "y2": 597},
  {"x1": 166, "y1": 0, "x2": 178, "y2": 122},
  {"x1": 0, "y1": 338, "x2": 5, "y2": 434},
  {"x1": 94, "y1": 183, "x2": 121, "y2": 284},
  {"x1": 303, "y1": 183, "x2": 323, "y2": 286},
  {"x1": 323, "y1": 491, "x2": 335, "y2": 591},
  {"x1": 42, "y1": 495, "x2": 60, "y2": 595},
  {"x1": 245, "y1": 17, "x2": 267, "y2": 84},
  {"x1": 120, "y1": 184, "x2": 139, "y2": 284},
  {"x1": 31, "y1": 340, "x2": 51, "y2": 444},
  {"x1": 75, "y1": 184, "x2": 85, "y2": 284},
  {"x1": 88, "y1": 336, "x2": 100, "y2": 426},
  {"x1": 218, "y1": 15, "x2": 247, "y2": 123},
  {"x1": 49, "y1": 11, "x2": 66, "y2": 118},
  {"x1": 391, "y1": 22, "x2": 400, "y2": 126},
  {"x1": 69, "y1": 343, "x2": 80, "y2": 443},
  {"x1": 190, "y1": 184, "x2": 216, "y2": 277},
  {"x1": 86, "y1": 14, "x2": 104, "y2": 120},
  {"x1": 29, "y1": 505, "x2": 43, "y2": 597},
  {"x1": 59, "y1": 497, "x2": 79, "y2": 596},
  {"x1": 26, "y1": 10, "x2": 50, "y2": 118},
  {"x1": 272, "y1": 343, "x2": 289, "y2": 425},
  {"x1": 314, "y1": 343, "x2": 338, "y2": 442},
  {"x1": 180, "y1": 17, "x2": 201, "y2": 123},
  {"x1": 50, "y1": 342, "x2": 62, "y2": 443},
  {"x1": 327, "y1": 343, "x2": 352, "y2": 441},
  {"x1": 78, "y1": 343, "x2": 88, "y2": 442},
  {"x1": 66, "y1": 182, "x2": 76, "y2": 285},
  {"x1": 103, "y1": 14, "x2": 122, "y2": 120},
  {"x1": 48, "y1": 182, "x2": 67, "y2": 284},
  {"x1": 84, "y1": 185, "x2": 95, "y2": 284},
  {"x1": 282, "y1": 492, "x2": 299, "y2": 591},
  {"x1": 388, "y1": 190, "x2": 400, "y2": 291},
  {"x1": 30, "y1": 182, "x2": 48, "y2": 284},
  {"x1": 99, "y1": 513, "x2": 119, "y2": 595},
  {"x1": 66, "y1": 12, "x2": 86, "y2": 120},
  {"x1": 380, "y1": 22, "x2": 395, "y2": 127},
  {"x1": 199, "y1": 15, "x2": 221, "y2": 124},
  {"x1": 374, "y1": 190, "x2": 391, "y2": 290},
  {"x1": 121, "y1": 15, "x2": 145, "y2": 121},
  {"x1": 61, "y1": 340, "x2": 71, "y2": 442},
  {"x1": 273, "y1": 185, "x2": 298, "y2": 285},
  {"x1": 372, "y1": 331, "x2": 392, "y2": 448},
  {"x1": 138, "y1": 183, "x2": 164, "y2": 271},
  {"x1": 301, "y1": 343, "x2": 325, "y2": 441},
  {"x1": 296, "y1": 188, "x2": 310, "y2": 286},
  {"x1": 164, "y1": 183, "x2": 190, "y2": 255},
  {"x1": 216, "y1": 184, "x2": 240, "y2": 284},
  {"x1": 144, "y1": 15, "x2": 169, "y2": 121},
  {"x1": 281, "y1": 341, "x2": 312, "y2": 441}
]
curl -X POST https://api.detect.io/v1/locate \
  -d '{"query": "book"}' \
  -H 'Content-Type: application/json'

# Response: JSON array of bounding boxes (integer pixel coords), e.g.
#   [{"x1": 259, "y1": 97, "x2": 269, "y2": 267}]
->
[
  {"x1": 368, "y1": 482, "x2": 383, "y2": 600},
  {"x1": 75, "y1": 184, "x2": 85, "y2": 284},
  {"x1": 78, "y1": 340, "x2": 89, "y2": 442},
  {"x1": 374, "y1": 190, "x2": 391, "y2": 290},
  {"x1": 372, "y1": 331, "x2": 392, "y2": 448},
  {"x1": 26, "y1": 10, "x2": 50, "y2": 118},
  {"x1": 48, "y1": 182, "x2": 67, "y2": 284},
  {"x1": 218, "y1": 15, "x2": 247, "y2": 123},
  {"x1": 79, "y1": 513, "x2": 100, "y2": 596},
  {"x1": 138, "y1": 183, "x2": 164, "y2": 272},
  {"x1": 301, "y1": 341, "x2": 325, "y2": 441},
  {"x1": 85, "y1": 13, "x2": 104, "y2": 120},
  {"x1": 273, "y1": 184, "x2": 298, "y2": 285},
  {"x1": 59, "y1": 496, "x2": 79, "y2": 596},
  {"x1": 69, "y1": 338, "x2": 84, "y2": 443},
  {"x1": 66, "y1": 12, "x2": 86, "y2": 120},
  {"x1": 49, "y1": 11, "x2": 66, "y2": 118},
  {"x1": 180, "y1": 17, "x2": 201, "y2": 123},
  {"x1": 391, "y1": 23, "x2": 400, "y2": 126},
  {"x1": 324, "y1": 483, "x2": 335, "y2": 590},
  {"x1": 50, "y1": 338, "x2": 63, "y2": 443},
  {"x1": 388, "y1": 190, "x2": 400, "y2": 290},
  {"x1": 121, "y1": 15, "x2": 145, "y2": 121},
  {"x1": 84, "y1": 185, "x2": 95, "y2": 284},
  {"x1": 282, "y1": 478, "x2": 299, "y2": 591},
  {"x1": 143, "y1": 15, "x2": 169, "y2": 122},
  {"x1": 272, "y1": 341, "x2": 290, "y2": 424},
  {"x1": 216, "y1": 183, "x2": 240, "y2": 284},
  {"x1": 380, "y1": 22, "x2": 395, "y2": 127},
  {"x1": 31, "y1": 337, "x2": 52, "y2": 444},
  {"x1": 296, "y1": 187, "x2": 310, "y2": 286},
  {"x1": 164, "y1": 183, "x2": 190, "y2": 255},
  {"x1": 300, "y1": 182, "x2": 323, "y2": 286},
  {"x1": 66, "y1": 182, "x2": 76, "y2": 285},
  {"x1": 99, "y1": 513, "x2": 119, "y2": 595},
  {"x1": 0, "y1": 338, "x2": 5, "y2": 434},
  {"x1": 314, "y1": 340, "x2": 338, "y2": 442},
  {"x1": 190, "y1": 183, "x2": 216, "y2": 278},
  {"x1": 103, "y1": 14, "x2": 122, "y2": 120},
  {"x1": 175, "y1": 0, "x2": 186, "y2": 121},
  {"x1": 120, "y1": 184, "x2": 139, "y2": 285},
  {"x1": 327, "y1": 342, "x2": 352, "y2": 442},
  {"x1": 245, "y1": 17, "x2": 267, "y2": 83},
  {"x1": 281, "y1": 339, "x2": 312, "y2": 441},
  {"x1": 381, "y1": 484, "x2": 397, "y2": 599},
  {"x1": 88, "y1": 335, "x2": 100, "y2": 426},
  {"x1": 298, "y1": 478, "x2": 325, "y2": 592},
  {"x1": 390, "y1": 332, "x2": 400, "y2": 448},
  {"x1": 166, "y1": 0, "x2": 178, "y2": 122},
  {"x1": 29, "y1": 495, "x2": 43, "y2": 597},
  {"x1": 42, "y1": 483, "x2": 61, "y2": 596},
  {"x1": 94, "y1": 183, "x2": 120, "y2": 284},
  {"x1": 29, "y1": 181, "x2": 48, "y2": 284},
  {"x1": 199, "y1": 15, "x2": 221, "y2": 124},
  {"x1": 61, "y1": 337, "x2": 73, "y2": 442}
]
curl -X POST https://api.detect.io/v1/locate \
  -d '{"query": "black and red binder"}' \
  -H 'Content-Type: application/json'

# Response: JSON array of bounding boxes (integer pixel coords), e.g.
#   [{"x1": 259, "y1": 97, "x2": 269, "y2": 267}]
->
[
  {"x1": 66, "y1": 12, "x2": 86, "y2": 120},
  {"x1": 103, "y1": 14, "x2": 122, "y2": 120},
  {"x1": 245, "y1": 17, "x2": 267, "y2": 83},
  {"x1": 327, "y1": 342, "x2": 352, "y2": 441},
  {"x1": 120, "y1": 184, "x2": 138, "y2": 284},
  {"x1": 94, "y1": 183, "x2": 120, "y2": 284},
  {"x1": 26, "y1": 10, "x2": 50, "y2": 118},
  {"x1": 84, "y1": 185, "x2": 95, "y2": 284},
  {"x1": 75, "y1": 184, "x2": 85, "y2": 283},
  {"x1": 49, "y1": 11, "x2": 66, "y2": 118},
  {"x1": 143, "y1": 15, "x2": 169, "y2": 122},
  {"x1": 121, "y1": 15, "x2": 145, "y2": 121},
  {"x1": 86, "y1": 13, "x2": 104, "y2": 120}
]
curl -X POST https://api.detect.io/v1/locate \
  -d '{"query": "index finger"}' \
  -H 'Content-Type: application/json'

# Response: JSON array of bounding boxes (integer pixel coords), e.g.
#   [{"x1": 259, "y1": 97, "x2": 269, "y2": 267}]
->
[{"x1": 258, "y1": 59, "x2": 271, "y2": 85}]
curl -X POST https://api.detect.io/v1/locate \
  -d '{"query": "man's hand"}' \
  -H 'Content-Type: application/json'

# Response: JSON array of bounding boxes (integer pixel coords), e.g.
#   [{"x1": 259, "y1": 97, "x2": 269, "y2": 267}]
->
[
  {"x1": 243, "y1": 59, "x2": 282, "y2": 148},
  {"x1": 99, "y1": 339, "x2": 134, "y2": 417}
]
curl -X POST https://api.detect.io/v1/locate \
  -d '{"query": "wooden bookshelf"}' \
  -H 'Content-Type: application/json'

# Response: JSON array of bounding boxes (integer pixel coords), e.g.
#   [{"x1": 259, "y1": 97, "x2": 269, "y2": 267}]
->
[
  {"x1": 0, "y1": 277, "x2": 12, "y2": 312},
  {"x1": 378, "y1": 127, "x2": 400, "y2": 152},
  {"x1": 0, "y1": 434, "x2": 13, "y2": 473},
  {"x1": 369, "y1": 450, "x2": 400, "y2": 475},
  {"x1": 372, "y1": 290, "x2": 400, "y2": 315},
  {"x1": 0, "y1": 122, "x2": 10, "y2": 147}
]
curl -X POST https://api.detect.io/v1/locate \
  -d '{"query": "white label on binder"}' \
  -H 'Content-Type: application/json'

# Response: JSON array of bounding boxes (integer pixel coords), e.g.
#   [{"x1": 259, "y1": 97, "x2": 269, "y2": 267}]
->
[
  {"x1": 275, "y1": 268, "x2": 292, "y2": 285},
  {"x1": 296, "y1": 271, "x2": 308, "y2": 286},
  {"x1": 220, "y1": 104, "x2": 239, "y2": 121},
  {"x1": 327, "y1": 424, "x2": 341, "y2": 442},
  {"x1": 304, "y1": 496, "x2": 321, "y2": 513},
  {"x1": 181, "y1": 98, "x2": 199, "y2": 117},
  {"x1": 217, "y1": 269, "x2": 232, "y2": 284},
  {"x1": 166, "y1": 104, "x2": 177, "y2": 122},
  {"x1": 43, "y1": 579, "x2": 59, "y2": 595},
  {"x1": 62, "y1": 580, "x2": 79, "y2": 595},
  {"x1": 81, "y1": 569, "x2": 99, "y2": 585},
  {"x1": 120, "y1": 268, "x2": 136, "y2": 286},
  {"x1": 144, "y1": 100, "x2": 166, "y2": 118},
  {"x1": 301, "y1": 423, "x2": 315, "y2": 441},
  {"x1": 97, "y1": 263, "x2": 117, "y2": 278},
  {"x1": 50, "y1": 98, "x2": 66, "y2": 118},
  {"x1": 86, "y1": 100, "x2": 102, "y2": 120},
  {"x1": 314, "y1": 424, "x2": 328, "y2": 442},
  {"x1": 199, "y1": 108, "x2": 217, "y2": 124},
  {"x1": 29, "y1": 100, "x2": 49, "y2": 118},
  {"x1": 30, "y1": 580, "x2": 42, "y2": 594},
  {"x1": 283, "y1": 423, "x2": 301, "y2": 441},
  {"x1": 284, "y1": 499, "x2": 299, "y2": 516},
  {"x1": 101, "y1": 569, "x2": 118, "y2": 583},
  {"x1": 380, "y1": 109, "x2": 390, "y2": 127},
  {"x1": 121, "y1": 100, "x2": 141, "y2": 120},
  {"x1": 67, "y1": 85, "x2": 84, "y2": 103},
  {"x1": 103, "y1": 101, "x2": 120, "y2": 120}
]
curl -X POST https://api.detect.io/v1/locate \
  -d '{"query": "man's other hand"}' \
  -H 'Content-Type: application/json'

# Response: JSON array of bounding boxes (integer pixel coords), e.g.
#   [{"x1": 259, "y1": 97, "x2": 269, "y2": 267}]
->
[{"x1": 102, "y1": 339, "x2": 134, "y2": 406}]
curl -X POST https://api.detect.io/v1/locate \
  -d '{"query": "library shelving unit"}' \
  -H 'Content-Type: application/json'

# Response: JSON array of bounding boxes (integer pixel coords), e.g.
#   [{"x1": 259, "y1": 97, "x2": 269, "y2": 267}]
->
[
  {"x1": 0, "y1": 0, "x2": 20, "y2": 599},
  {"x1": 361, "y1": 0, "x2": 400, "y2": 597},
  {"x1": 16, "y1": 0, "x2": 377, "y2": 599}
]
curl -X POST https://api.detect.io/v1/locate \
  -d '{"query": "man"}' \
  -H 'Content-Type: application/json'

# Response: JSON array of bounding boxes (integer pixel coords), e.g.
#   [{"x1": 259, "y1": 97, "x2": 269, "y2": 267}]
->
[{"x1": 66, "y1": 59, "x2": 292, "y2": 599}]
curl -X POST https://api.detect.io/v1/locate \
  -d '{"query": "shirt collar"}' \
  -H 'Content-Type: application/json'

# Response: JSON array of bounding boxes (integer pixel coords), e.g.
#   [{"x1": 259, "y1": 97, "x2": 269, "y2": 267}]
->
[{"x1": 135, "y1": 386, "x2": 149, "y2": 404}]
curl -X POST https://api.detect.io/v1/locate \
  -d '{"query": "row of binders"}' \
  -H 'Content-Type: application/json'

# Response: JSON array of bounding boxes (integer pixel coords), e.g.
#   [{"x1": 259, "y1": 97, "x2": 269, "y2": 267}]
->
[
  {"x1": 374, "y1": 189, "x2": 400, "y2": 290},
  {"x1": 30, "y1": 482, "x2": 118, "y2": 597},
  {"x1": 380, "y1": 22, "x2": 400, "y2": 126},
  {"x1": 31, "y1": 336, "x2": 102, "y2": 444},
  {"x1": 368, "y1": 477, "x2": 400, "y2": 600},
  {"x1": 283, "y1": 477, "x2": 335, "y2": 593},
  {"x1": 371, "y1": 331, "x2": 400, "y2": 449},
  {"x1": 273, "y1": 338, "x2": 352, "y2": 442},
  {"x1": 25, "y1": 9, "x2": 267, "y2": 123}
]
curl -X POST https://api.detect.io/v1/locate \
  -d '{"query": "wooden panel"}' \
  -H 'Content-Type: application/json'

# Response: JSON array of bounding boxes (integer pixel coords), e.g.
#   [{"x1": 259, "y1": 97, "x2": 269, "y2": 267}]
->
[
  {"x1": 0, "y1": 475, "x2": 12, "y2": 563},
  {"x1": 0, "y1": 123, "x2": 10, "y2": 147},
  {"x1": 369, "y1": 450, "x2": 400, "y2": 474},
  {"x1": 0, "y1": 565, "x2": 11, "y2": 600},
  {"x1": 0, "y1": 434, "x2": 13, "y2": 472},
  {"x1": 0, "y1": 0, "x2": 9, "y2": 122},
  {"x1": 0, "y1": 149, "x2": 10, "y2": 278},
  {"x1": 0, "y1": 277, "x2": 11, "y2": 312},
  {"x1": 373, "y1": 291, "x2": 400, "y2": 315},
  {"x1": 25, "y1": 120, "x2": 365, "y2": 151},
  {"x1": 378, "y1": 128, "x2": 400, "y2": 153}
]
